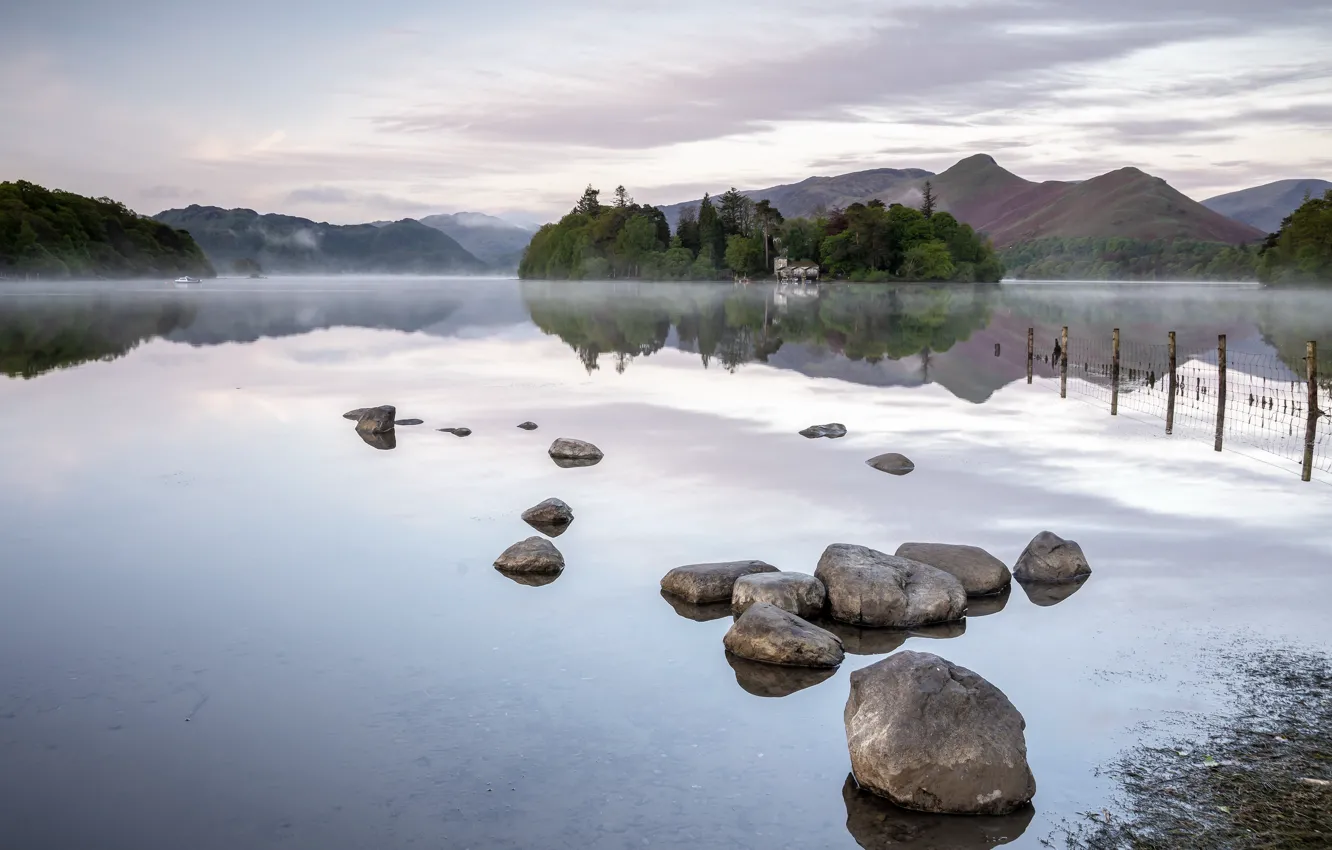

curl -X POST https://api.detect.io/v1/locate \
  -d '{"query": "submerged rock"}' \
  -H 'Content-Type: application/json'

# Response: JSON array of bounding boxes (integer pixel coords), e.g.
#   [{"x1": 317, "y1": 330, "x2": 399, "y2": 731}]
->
[
  {"x1": 841, "y1": 774, "x2": 1033, "y2": 850},
  {"x1": 815, "y1": 545, "x2": 967, "y2": 628},
  {"x1": 354, "y1": 405, "x2": 396, "y2": 434},
  {"x1": 493, "y1": 537, "x2": 564, "y2": 574},
  {"x1": 866, "y1": 453, "x2": 915, "y2": 475},
  {"x1": 1017, "y1": 575, "x2": 1089, "y2": 607},
  {"x1": 727, "y1": 653, "x2": 837, "y2": 698},
  {"x1": 894, "y1": 543, "x2": 1011, "y2": 596},
  {"x1": 358, "y1": 430, "x2": 397, "y2": 451},
  {"x1": 438, "y1": 427, "x2": 472, "y2": 437},
  {"x1": 845, "y1": 651, "x2": 1036, "y2": 815},
  {"x1": 343, "y1": 408, "x2": 369, "y2": 420},
  {"x1": 723, "y1": 603, "x2": 845, "y2": 668},
  {"x1": 659, "y1": 589, "x2": 732, "y2": 622},
  {"x1": 549, "y1": 438, "x2": 603, "y2": 462},
  {"x1": 732, "y1": 572, "x2": 827, "y2": 619},
  {"x1": 394, "y1": 418, "x2": 424, "y2": 426},
  {"x1": 800, "y1": 423, "x2": 848, "y2": 439},
  {"x1": 517, "y1": 421, "x2": 539, "y2": 430},
  {"x1": 1012, "y1": 531, "x2": 1091, "y2": 583},
  {"x1": 660, "y1": 560, "x2": 779, "y2": 604}
]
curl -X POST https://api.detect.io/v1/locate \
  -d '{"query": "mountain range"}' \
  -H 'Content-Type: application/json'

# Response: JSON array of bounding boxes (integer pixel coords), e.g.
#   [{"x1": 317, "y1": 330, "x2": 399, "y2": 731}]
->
[
  {"x1": 1201, "y1": 179, "x2": 1332, "y2": 234},
  {"x1": 416, "y1": 212, "x2": 534, "y2": 268},
  {"x1": 658, "y1": 155, "x2": 1267, "y2": 247},
  {"x1": 154, "y1": 206, "x2": 489, "y2": 275}
]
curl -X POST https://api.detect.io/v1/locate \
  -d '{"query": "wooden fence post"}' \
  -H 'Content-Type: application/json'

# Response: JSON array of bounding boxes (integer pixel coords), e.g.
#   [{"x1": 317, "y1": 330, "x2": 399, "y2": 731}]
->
[
  {"x1": 1304, "y1": 341, "x2": 1318, "y2": 482},
  {"x1": 1026, "y1": 328, "x2": 1034, "y2": 384},
  {"x1": 1215, "y1": 334, "x2": 1226, "y2": 452},
  {"x1": 1167, "y1": 331, "x2": 1177, "y2": 435},
  {"x1": 1060, "y1": 326, "x2": 1069, "y2": 399},
  {"x1": 1111, "y1": 328, "x2": 1120, "y2": 416}
]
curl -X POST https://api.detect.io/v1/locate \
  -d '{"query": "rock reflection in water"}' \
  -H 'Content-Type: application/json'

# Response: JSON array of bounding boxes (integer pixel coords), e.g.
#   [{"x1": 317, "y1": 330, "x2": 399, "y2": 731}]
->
[
  {"x1": 725, "y1": 652, "x2": 837, "y2": 698},
  {"x1": 842, "y1": 775, "x2": 1033, "y2": 849},
  {"x1": 496, "y1": 569, "x2": 562, "y2": 587},
  {"x1": 524, "y1": 520, "x2": 571, "y2": 539},
  {"x1": 659, "y1": 589, "x2": 731, "y2": 622},
  {"x1": 551, "y1": 456, "x2": 602, "y2": 469},
  {"x1": 966, "y1": 587, "x2": 1011, "y2": 617},
  {"x1": 823, "y1": 620, "x2": 966, "y2": 656},
  {"x1": 1017, "y1": 576, "x2": 1089, "y2": 607},
  {"x1": 357, "y1": 429, "x2": 397, "y2": 450}
]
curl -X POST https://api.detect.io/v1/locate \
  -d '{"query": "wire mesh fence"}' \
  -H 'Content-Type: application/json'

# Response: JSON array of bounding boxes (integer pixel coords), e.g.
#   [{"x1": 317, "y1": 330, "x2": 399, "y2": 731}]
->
[{"x1": 1022, "y1": 329, "x2": 1331, "y2": 482}]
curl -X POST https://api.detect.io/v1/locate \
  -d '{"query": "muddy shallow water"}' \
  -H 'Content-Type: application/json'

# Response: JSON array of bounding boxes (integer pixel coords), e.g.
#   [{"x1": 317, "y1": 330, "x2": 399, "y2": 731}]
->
[{"x1": 1, "y1": 278, "x2": 1330, "y2": 849}]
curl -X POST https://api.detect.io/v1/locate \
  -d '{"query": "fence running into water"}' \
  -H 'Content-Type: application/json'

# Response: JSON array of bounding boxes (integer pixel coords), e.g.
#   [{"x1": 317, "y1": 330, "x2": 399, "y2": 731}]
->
[{"x1": 1018, "y1": 327, "x2": 1331, "y2": 482}]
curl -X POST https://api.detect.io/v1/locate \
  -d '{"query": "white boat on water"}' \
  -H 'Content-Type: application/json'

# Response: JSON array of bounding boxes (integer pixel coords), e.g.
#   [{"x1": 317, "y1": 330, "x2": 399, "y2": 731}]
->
[{"x1": 173, "y1": 276, "x2": 202, "y2": 288}]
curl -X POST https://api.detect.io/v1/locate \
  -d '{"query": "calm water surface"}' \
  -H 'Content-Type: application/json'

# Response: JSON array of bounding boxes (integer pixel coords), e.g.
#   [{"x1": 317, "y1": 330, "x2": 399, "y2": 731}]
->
[{"x1": 2, "y1": 278, "x2": 1331, "y2": 849}]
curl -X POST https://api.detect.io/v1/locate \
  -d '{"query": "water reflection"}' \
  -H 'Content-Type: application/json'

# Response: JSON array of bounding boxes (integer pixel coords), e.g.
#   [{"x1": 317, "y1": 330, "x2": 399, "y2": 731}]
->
[
  {"x1": 357, "y1": 429, "x2": 396, "y2": 451},
  {"x1": 1016, "y1": 577, "x2": 1090, "y2": 607},
  {"x1": 496, "y1": 569, "x2": 562, "y2": 587},
  {"x1": 822, "y1": 620, "x2": 967, "y2": 656},
  {"x1": 967, "y1": 588, "x2": 1011, "y2": 617},
  {"x1": 659, "y1": 589, "x2": 731, "y2": 622},
  {"x1": 551, "y1": 456, "x2": 602, "y2": 469},
  {"x1": 842, "y1": 775, "x2": 1033, "y2": 849},
  {"x1": 725, "y1": 652, "x2": 837, "y2": 698}
]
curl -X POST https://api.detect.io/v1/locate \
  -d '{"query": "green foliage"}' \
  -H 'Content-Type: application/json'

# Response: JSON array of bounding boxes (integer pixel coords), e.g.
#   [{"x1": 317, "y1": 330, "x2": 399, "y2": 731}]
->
[
  {"x1": 0, "y1": 181, "x2": 215, "y2": 279},
  {"x1": 815, "y1": 204, "x2": 1001, "y2": 282},
  {"x1": 1001, "y1": 237, "x2": 1262, "y2": 281},
  {"x1": 1260, "y1": 189, "x2": 1332, "y2": 285}
]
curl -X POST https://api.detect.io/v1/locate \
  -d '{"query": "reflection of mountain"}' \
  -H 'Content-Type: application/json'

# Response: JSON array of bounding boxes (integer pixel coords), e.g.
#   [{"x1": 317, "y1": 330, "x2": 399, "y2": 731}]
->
[{"x1": 0, "y1": 297, "x2": 198, "y2": 378}]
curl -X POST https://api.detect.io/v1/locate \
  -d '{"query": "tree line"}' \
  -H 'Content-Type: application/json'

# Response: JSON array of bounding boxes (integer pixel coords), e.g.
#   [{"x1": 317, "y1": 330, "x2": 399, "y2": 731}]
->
[
  {"x1": 518, "y1": 182, "x2": 1004, "y2": 282},
  {"x1": 0, "y1": 181, "x2": 215, "y2": 279},
  {"x1": 1259, "y1": 188, "x2": 1332, "y2": 285}
]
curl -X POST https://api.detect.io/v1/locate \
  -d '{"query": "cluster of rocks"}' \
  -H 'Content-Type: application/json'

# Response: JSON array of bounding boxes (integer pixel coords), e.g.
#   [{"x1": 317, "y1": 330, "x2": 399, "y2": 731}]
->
[
  {"x1": 342, "y1": 405, "x2": 563, "y2": 451},
  {"x1": 657, "y1": 531, "x2": 1094, "y2": 819}
]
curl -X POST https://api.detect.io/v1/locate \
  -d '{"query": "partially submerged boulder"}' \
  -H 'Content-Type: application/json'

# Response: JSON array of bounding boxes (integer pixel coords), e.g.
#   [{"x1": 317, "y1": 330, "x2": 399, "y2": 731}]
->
[
  {"x1": 549, "y1": 438, "x2": 603, "y2": 462},
  {"x1": 517, "y1": 421, "x2": 539, "y2": 430},
  {"x1": 841, "y1": 774, "x2": 1033, "y2": 850},
  {"x1": 866, "y1": 453, "x2": 915, "y2": 475},
  {"x1": 660, "y1": 560, "x2": 779, "y2": 604},
  {"x1": 438, "y1": 427, "x2": 472, "y2": 437},
  {"x1": 394, "y1": 418, "x2": 424, "y2": 426},
  {"x1": 727, "y1": 653, "x2": 837, "y2": 698},
  {"x1": 353, "y1": 405, "x2": 395, "y2": 434},
  {"x1": 894, "y1": 543, "x2": 1011, "y2": 596},
  {"x1": 845, "y1": 651, "x2": 1036, "y2": 815},
  {"x1": 732, "y1": 572, "x2": 826, "y2": 619},
  {"x1": 815, "y1": 545, "x2": 966, "y2": 628},
  {"x1": 800, "y1": 423, "x2": 848, "y2": 439},
  {"x1": 358, "y1": 430, "x2": 396, "y2": 451},
  {"x1": 343, "y1": 408, "x2": 369, "y2": 420},
  {"x1": 522, "y1": 498, "x2": 574, "y2": 536},
  {"x1": 723, "y1": 603, "x2": 844, "y2": 668},
  {"x1": 493, "y1": 537, "x2": 564, "y2": 575},
  {"x1": 1012, "y1": 531, "x2": 1091, "y2": 583}
]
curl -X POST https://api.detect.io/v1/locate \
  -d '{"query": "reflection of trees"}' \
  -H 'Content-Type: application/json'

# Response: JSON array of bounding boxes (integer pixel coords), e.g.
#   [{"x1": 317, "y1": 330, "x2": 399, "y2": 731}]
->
[
  {"x1": 522, "y1": 281, "x2": 995, "y2": 375},
  {"x1": 0, "y1": 298, "x2": 197, "y2": 378}
]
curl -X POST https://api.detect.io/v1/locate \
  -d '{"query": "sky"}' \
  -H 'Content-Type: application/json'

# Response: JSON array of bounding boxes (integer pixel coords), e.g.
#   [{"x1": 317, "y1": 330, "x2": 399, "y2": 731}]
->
[{"x1": 3, "y1": 0, "x2": 1331, "y2": 225}]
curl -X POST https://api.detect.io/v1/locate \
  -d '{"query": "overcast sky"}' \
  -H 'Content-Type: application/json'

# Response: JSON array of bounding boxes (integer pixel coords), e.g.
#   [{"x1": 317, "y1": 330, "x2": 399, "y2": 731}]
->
[{"x1": 3, "y1": 0, "x2": 1330, "y2": 224}]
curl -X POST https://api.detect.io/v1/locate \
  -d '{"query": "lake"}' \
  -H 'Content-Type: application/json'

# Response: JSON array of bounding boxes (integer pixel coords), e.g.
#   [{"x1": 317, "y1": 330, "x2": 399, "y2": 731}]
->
[{"x1": 2, "y1": 278, "x2": 1331, "y2": 849}]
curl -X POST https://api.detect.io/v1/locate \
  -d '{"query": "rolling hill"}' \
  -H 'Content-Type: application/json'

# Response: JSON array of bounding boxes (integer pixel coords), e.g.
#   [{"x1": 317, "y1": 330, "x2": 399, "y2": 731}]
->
[
  {"x1": 1202, "y1": 179, "x2": 1332, "y2": 234},
  {"x1": 417, "y1": 212, "x2": 534, "y2": 269},
  {"x1": 154, "y1": 206, "x2": 488, "y2": 275},
  {"x1": 659, "y1": 155, "x2": 1264, "y2": 248}
]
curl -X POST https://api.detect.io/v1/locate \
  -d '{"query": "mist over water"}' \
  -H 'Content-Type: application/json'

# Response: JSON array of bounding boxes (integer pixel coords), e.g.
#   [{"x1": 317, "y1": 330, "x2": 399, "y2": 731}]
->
[{"x1": 1, "y1": 277, "x2": 1330, "y2": 849}]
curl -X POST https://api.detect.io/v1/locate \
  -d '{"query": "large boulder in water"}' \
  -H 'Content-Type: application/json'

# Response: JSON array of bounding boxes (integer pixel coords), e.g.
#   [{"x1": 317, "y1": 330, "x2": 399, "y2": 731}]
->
[
  {"x1": 894, "y1": 543, "x2": 1011, "y2": 596},
  {"x1": 1012, "y1": 531, "x2": 1091, "y2": 583},
  {"x1": 841, "y1": 774, "x2": 1033, "y2": 849},
  {"x1": 732, "y1": 572, "x2": 826, "y2": 619},
  {"x1": 549, "y1": 438, "x2": 603, "y2": 462},
  {"x1": 660, "y1": 560, "x2": 779, "y2": 604},
  {"x1": 354, "y1": 405, "x2": 396, "y2": 434},
  {"x1": 723, "y1": 603, "x2": 844, "y2": 668},
  {"x1": 844, "y1": 651, "x2": 1036, "y2": 815},
  {"x1": 815, "y1": 545, "x2": 966, "y2": 628},
  {"x1": 493, "y1": 537, "x2": 564, "y2": 575}
]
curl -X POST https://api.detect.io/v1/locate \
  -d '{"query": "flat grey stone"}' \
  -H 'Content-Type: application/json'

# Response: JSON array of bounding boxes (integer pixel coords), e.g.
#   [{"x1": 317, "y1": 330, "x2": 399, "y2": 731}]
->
[
  {"x1": 732, "y1": 572, "x2": 826, "y2": 619},
  {"x1": 354, "y1": 405, "x2": 395, "y2": 434},
  {"x1": 800, "y1": 423, "x2": 848, "y2": 439},
  {"x1": 815, "y1": 544, "x2": 966, "y2": 628},
  {"x1": 723, "y1": 603, "x2": 844, "y2": 668},
  {"x1": 549, "y1": 438, "x2": 603, "y2": 461},
  {"x1": 895, "y1": 543, "x2": 1011, "y2": 596},
  {"x1": 1012, "y1": 531, "x2": 1091, "y2": 583},
  {"x1": 866, "y1": 453, "x2": 915, "y2": 475},
  {"x1": 438, "y1": 427, "x2": 472, "y2": 437},
  {"x1": 517, "y1": 421, "x2": 539, "y2": 430},
  {"x1": 394, "y1": 418, "x2": 424, "y2": 426},
  {"x1": 493, "y1": 537, "x2": 564, "y2": 574},
  {"x1": 343, "y1": 408, "x2": 370, "y2": 420},
  {"x1": 845, "y1": 651, "x2": 1036, "y2": 815},
  {"x1": 660, "y1": 560, "x2": 779, "y2": 604}
]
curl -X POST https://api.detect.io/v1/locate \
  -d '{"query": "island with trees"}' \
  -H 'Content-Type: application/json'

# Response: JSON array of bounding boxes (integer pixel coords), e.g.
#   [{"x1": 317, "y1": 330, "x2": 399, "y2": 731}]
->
[
  {"x1": 518, "y1": 183, "x2": 1004, "y2": 283},
  {"x1": 0, "y1": 181, "x2": 215, "y2": 280}
]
